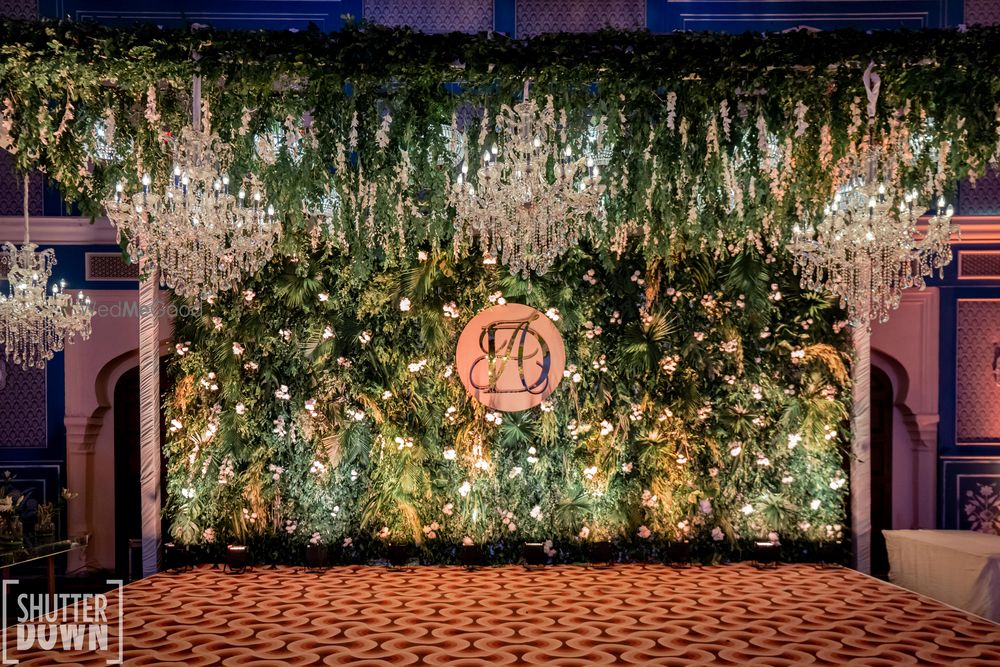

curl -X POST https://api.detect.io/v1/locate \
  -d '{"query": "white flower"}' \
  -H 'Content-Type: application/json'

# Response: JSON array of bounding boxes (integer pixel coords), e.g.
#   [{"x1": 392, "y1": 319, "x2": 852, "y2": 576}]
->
[
  {"x1": 741, "y1": 504, "x2": 754, "y2": 515},
  {"x1": 417, "y1": 250, "x2": 428, "y2": 261},
  {"x1": 309, "y1": 460, "x2": 327, "y2": 475},
  {"x1": 304, "y1": 398, "x2": 318, "y2": 413},
  {"x1": 378, "y1": 527, "x2": 390, "y2": 540},
  {"x1": 358, "y1": 330, "x2": 372, "y2": 345},
  {"x1": 442, "y1": 302, "x2": 460, "y2": 319},
  {"x1": 830, "y1": 477, "x2": 846, "y2": 490},
  {"x1": 509, "y1": 466, "x2": 523, "y2": 479},
  {"x1": 579, "y1": 526, "x2": 591, "y2": 539},
  {"x1": 572, "y1": 373, "x2": 582, "y2": 384},
  {"x1": 243, "y1": 290, "x2": 255, "y2": 303},
  {"x1": 544, "y1": 307, "x2": 560, "y2": 321},
  {"x1": 711, "y1": 527, "x2": 724, "y2": 541},
  {"x1": 244, "y1": 361, "x2": 259, "y2": 372},
  {"x1": 443, "y1": 364, "x2": 454, "y2": 379},
  {"x1": 790, "y1": 349, "x2": 806, "y2": 364},
  {"x1": 529, "y1": 505, "x2": 543, "y2": 520},
  {"x1": 211, "y1": 316, "x2": 224, "y2": 331},
  {"x1": 729, "y1": 443, "x2": 742, "y2": 457},
  {"x1": 507, "y1": 522, "x2": 517, "y2": 533},
  {"x1": 399, "y1": 297, "x2": 411, "y2": 312},
  {"x1": 621, "y1": 462, "x2": 633, "y2": 474},
  {"x1": 322, "y1": 326, "x2": 335, "y2": 340},
  {"x1": 343, "y1": 537, "x2": 353, "y2": 547},
  {"x1": 442, "y1": 503, "x2": 454, "y2": 516},
  {"x1": 169, "y1": 419, "x2": 183, "y2": 432},
  {"x1": 443, "y1": 448, "x2": 457, "y2": 461},
  {"x1": 458, "y1": 481, "x2": 471, "y2": 497},
  {"x1": 175, "y1": 342, "x2": 190, "y2": 355},
  {"x1": 180, "y1": 487, "x2": 196, "y2": 499},
  {"x1": 599, "y1": 420, "x2": 613, "y2": 436},
  {"x1": 275, "y1": 385, "x2": 291, "y2": 400},
  {"x1": 768, "y1": 532, "x2": 780, "y2": 544},
  {"x1": 583, "y1": 466, "x2": 598, "y2": 480},
  {"x1": 318, "y1": 292, "x2": 329, "y2": 302},
  {"x1": 203, "y1": 527, "x2": 216, "y2": 543},
  {"x1": 782, "y1": 475, "x2": 794, "y2": 484},
  {"x1": 382, "y1": 390, "x2": 393, "y2": 400},
  {"x1": 407, "y1": 359, "x2": 428, "y2": 373},
  {"x1": 810, "y1": 499, "x2": 821, "y2": 510},
  {"x1": 235, "y1": 403, "x2": 246, "y2": 415}
]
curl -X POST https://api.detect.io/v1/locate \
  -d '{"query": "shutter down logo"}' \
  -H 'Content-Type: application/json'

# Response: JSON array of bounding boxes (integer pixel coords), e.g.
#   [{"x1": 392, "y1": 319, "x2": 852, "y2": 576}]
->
[{"x1": 456, "y1": 304, "x2": 565, "y2": 411}]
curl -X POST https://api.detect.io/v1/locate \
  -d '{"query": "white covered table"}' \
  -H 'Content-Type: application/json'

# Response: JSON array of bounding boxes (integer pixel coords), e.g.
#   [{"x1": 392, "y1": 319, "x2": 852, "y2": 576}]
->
[{"x1": 884, "y1": 529, "x2": 1000, "y2": 622}]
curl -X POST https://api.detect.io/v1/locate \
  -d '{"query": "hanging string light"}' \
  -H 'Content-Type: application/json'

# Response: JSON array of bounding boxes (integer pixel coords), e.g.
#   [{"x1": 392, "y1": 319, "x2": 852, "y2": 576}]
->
[
  {"x1": 103, "y1": 77, "x2": 281, "y2": 302},
  {"x1": 450, "y1": 81, "x2": 606, "y2": 278},
  {"x1": 789, "y1": 64, "x2": 957, "y2": 327},
  {"x1": 0, "y1": 176, "x2": 92, "y2": 369}
]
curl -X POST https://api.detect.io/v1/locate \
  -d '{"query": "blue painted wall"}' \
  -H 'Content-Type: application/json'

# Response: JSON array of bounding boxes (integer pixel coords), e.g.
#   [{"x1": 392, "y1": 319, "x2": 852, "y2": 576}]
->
[
  {"x1": 38, "y1": 0, "x2": 966, "y2": 35},
  {"x1": 933, "y1": 246, "x2": 1000, "y2": 529}
]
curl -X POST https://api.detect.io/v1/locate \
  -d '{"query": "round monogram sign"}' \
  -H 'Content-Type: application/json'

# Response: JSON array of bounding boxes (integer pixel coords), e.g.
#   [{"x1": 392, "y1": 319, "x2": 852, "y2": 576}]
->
[{"x1": 456, "y1": 303, "x2": 566, "y2": 412}]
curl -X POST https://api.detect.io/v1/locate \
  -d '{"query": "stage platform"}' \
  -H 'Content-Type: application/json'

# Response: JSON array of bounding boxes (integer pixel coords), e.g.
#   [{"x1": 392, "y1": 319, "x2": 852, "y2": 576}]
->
[{"x1": 8, "y1": 562, "x2": 1000, "y2": 665}]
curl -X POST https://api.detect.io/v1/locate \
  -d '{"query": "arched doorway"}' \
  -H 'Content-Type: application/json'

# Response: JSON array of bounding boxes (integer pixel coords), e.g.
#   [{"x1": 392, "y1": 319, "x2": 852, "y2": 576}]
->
[
  {"x1": 112, "y1": 359, "x2": 170, "y2": 578},
  {"x1": 870, "y1": 365, "x2": 894, "y2": 578}
]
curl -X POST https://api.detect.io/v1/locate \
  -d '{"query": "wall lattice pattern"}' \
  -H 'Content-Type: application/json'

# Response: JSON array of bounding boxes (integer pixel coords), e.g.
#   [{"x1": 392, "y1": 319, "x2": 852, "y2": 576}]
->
[
  {"x1": 0, "y1": 0, "x2": 37, "y2": 20},
  {"x1": 955, "y1": 299, "x2": 1000, "y2": 444},
  {"x1": 0, "y1": 359, "x2": 46, "y2": 448},
  {"x1": 966, "y1": 0, "x2": 1000, "y2": 25},
  {"x1": 0, "y1": 153, "x2": 44, "y2": 218},
  {"x1": 364, "y1": 0, "x2": 493, "y2": 34},
  {"x1": 516, "y1": 0, "x2": 644, "y2": 36}
]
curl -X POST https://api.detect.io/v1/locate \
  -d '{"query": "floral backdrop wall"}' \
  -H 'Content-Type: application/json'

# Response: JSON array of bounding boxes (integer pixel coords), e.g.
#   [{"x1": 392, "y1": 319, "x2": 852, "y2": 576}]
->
[{"x1": 165, "y1": 236, "x2": 853, "y2": 563}]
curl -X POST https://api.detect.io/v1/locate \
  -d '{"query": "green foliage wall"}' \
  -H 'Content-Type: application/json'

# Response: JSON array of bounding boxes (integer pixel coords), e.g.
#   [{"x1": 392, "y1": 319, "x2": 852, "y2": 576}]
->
[{"x1": 165, "y1": 238, "x2": 852, "y2": 563}]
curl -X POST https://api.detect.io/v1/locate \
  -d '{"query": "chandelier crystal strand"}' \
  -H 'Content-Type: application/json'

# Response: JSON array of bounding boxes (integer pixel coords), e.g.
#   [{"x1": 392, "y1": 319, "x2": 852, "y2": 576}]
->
[
  {"x1": 0, "y1": 175, "x2": 92, "y2": 369},
  {"x1": 103, "y1": 77, "x2": 280, "y2": 302},
  {"x1": 788, "y1": 64, "x2": 957, "y2": 328},
  {"x1": 450, "y1": 81, "x2": 605, "y2": 277}
]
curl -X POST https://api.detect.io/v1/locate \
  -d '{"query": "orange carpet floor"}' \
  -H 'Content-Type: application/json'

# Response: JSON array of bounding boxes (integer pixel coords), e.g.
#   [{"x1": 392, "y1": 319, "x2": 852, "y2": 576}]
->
[{"x1": 7, "y1": 562, "x2": 1000, "y2": 665}]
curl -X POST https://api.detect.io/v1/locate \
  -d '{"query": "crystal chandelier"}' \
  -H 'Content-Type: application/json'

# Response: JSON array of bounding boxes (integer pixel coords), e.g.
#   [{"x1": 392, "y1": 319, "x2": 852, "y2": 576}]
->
[
  {"x1": 789, "y1": 138, "x2": 955, "y2": 327},
  {"x1": 103, "y1": 78, "x2": 280, "y2": 301},
  {"x1": 450, "y1": 82, "x2": 605, "y2": 277},
  {"x1": 789, "y1": 64, "x2": 956, "y2": 327},
  {"x1": 0, "y1": 176, "x2": 92, "y2": 369}
]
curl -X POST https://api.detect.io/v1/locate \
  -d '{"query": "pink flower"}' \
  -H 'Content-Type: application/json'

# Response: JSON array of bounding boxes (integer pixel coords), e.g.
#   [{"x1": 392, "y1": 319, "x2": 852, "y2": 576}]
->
[{"x1": 638, "y1": 525, "x2": 651, "y2": 539}]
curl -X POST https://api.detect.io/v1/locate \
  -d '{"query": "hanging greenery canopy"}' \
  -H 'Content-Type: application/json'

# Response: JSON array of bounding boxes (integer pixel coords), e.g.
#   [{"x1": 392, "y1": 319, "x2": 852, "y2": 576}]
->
[{"x1": 1, "y1": 19, "x2": 998, "y2": 272}]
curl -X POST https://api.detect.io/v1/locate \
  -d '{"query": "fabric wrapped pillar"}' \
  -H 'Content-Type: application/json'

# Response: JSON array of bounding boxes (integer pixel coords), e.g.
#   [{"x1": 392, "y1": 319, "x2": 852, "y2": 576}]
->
[
  {"x1": 851, "y1": 326, "x2": 872, "y2": 574},
  {"x1": 138, "y1": 261, "x2": 162, "y2": 577}
]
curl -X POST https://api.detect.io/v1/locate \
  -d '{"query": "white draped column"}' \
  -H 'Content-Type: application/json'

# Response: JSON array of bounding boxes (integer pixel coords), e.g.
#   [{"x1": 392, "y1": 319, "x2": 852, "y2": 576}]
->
[
  {"x1": 138, "y1": 261, "x2": 162, "y2": 577},
  {"x1": 851, "y1": 326, "x2": 872, "y2": 574}
]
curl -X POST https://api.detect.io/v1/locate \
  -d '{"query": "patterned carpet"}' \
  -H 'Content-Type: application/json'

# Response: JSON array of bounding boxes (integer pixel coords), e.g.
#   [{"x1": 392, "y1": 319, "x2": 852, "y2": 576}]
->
[{"x1": 7, "y1": 563, "x2": 1000, "y2": 665}]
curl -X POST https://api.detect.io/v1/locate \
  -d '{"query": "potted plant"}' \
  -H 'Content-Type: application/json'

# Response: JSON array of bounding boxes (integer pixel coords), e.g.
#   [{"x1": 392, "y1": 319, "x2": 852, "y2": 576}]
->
[
  {"x1": 580, "y1": 524, "x2": 614, "y2": 565},
  {"x1": 386, "y1": 543, "x2": 411, "y2": 567},
  {"x1": 459, "y1": 537, "x2": 484, "y2": 569},
  {"x1": 305, "y1": 533, "x2": 328, "y2": 568}
]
